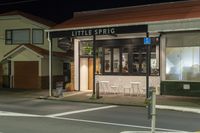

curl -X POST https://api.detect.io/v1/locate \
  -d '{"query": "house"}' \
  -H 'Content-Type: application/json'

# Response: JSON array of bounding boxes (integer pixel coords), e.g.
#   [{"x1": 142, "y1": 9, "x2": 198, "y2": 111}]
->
[
  {"x1": 47, "y1": 0, "x2": 200, "y2": 97},
  {"x1": 0, "y1": 11, "x2": 72, "y2": 90}
]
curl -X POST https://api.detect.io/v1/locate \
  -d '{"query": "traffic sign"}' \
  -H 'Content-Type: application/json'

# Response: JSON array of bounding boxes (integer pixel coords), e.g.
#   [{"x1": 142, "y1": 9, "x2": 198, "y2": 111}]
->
[{"x1": 144, "y1": 37, "x2": 151, "y2": 45}]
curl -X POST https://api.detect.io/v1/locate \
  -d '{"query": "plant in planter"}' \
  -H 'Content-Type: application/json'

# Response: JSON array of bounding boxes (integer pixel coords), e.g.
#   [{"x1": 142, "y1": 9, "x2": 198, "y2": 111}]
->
[{"x1": 84, "y1": 43, "x2": 93, "y2": 55}]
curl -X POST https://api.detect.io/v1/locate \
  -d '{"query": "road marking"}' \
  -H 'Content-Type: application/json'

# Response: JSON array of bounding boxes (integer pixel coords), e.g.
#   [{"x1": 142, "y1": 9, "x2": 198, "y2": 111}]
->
[
  {"x1": 156, "y1": 105, "x2": 200, "y2": 114},
  {"x1": 0, "y1": 111, "x2": 41, "y2": 117},
  {"x1": 51, "y1": 116, "x2": 185, "y2": 132},
  {"x1": 46, "y1": 105, "x2": 118, "y2": 117}
]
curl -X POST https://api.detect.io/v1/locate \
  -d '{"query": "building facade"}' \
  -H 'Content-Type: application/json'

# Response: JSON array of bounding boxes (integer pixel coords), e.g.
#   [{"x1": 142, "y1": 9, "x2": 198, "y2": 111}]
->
[
  {"x1": 48, "y1": 0, "x2": 200, "y2": 96},
  {"x1": 0, "y1": 11, "x2": 71, "y2": 89}
]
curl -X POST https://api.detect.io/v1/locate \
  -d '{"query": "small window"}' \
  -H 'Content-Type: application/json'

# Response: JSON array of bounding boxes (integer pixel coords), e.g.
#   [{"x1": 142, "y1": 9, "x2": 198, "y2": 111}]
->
[
  {"x1": 80, "y1": 41, "x2": 93, "y2": 56},
  {"x1": 32, "y1": 29, "x2": 44, "y2": 44}
]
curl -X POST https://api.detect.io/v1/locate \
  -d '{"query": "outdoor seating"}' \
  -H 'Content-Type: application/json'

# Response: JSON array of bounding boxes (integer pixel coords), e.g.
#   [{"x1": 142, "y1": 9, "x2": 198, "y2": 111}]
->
[
  {"x1": 99, "y1": 81, "x2": 109, "y2": 94},
  {"x1": 123, "y1": 81, "x2": 141, "y2": 96}
]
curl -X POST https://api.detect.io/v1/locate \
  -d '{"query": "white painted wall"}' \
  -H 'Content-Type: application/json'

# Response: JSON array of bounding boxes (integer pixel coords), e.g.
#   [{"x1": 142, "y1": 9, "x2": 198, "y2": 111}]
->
[
  {"x1": 96, "y1": 75, "x2": 160, "y2": 95},
  {"x1": 80, "y1": 58, "x2": 88, "y2": 91},
  {"x1": 74, "y1": 39, "x2": 79, "y2": 91}
]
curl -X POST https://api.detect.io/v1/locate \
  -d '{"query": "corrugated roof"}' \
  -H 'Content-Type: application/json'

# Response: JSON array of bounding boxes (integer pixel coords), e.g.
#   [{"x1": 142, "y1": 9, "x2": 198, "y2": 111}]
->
[
  {"x1": 0, "y1": 10, "x2": 56, "y2": 27},
  {"x1": 53, "y1": 0, "x2": 200, "y2": 29}
]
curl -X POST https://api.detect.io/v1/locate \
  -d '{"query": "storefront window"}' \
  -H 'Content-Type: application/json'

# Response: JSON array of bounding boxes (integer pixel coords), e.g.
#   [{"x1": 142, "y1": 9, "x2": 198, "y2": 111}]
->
[
  {"x1": 95, "y1": 38, "x2": 160, "y2": 75},
  {"x1": 132, "y1": 46, "x2": 146, "y2": 74},
  {"x1": 166, "y1": 47, "x2": 200, "y2": 81},
  {"x1": 96, "y1": 47, "x2": 102, "y2": 74},
  {"x1": 150, "y1": 45, "x2": 159, "y2": 75},
  {"x1": 113, "y1": 48, "x2": 120, "y2": 72},
  {"x1": 122, "y1": 48, "x2": 129, "y2": 73},
  {"x1": 104, "y1": 48, "x2": 111, "y2": 72}
]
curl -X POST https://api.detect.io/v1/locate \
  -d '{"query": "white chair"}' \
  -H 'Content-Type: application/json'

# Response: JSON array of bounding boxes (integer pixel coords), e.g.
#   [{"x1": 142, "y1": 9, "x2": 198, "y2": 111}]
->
[
  {"x1": 130, "y1": 82, "x2": 141, "y2": 96},
  {"x1": 99, "y1": 81, "x2": 109, "y2": 94}
]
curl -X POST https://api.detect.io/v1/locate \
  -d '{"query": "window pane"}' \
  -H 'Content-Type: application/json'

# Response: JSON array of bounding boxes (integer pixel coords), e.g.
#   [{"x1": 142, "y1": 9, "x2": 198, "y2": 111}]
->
[
  {"x1": 166, "y1": 48, "x2": 182, "y2": 80},
  {"x1": 113, "y1": 48, "x2": 120, "y2": 72},
  {"x1": 96, "y1": 47, "x2": 102, "y2": 74},
  {"x1": 122, "y1": 48, "x2": 129, "y2": 73},
  {"x1": 80, "y1": 41, "x2": 93, "y2": 56},
  {"x1": 12, "y1": 30, "x2": 30, "y2": 44},
  {"x1": 104, "y1": 48, "x2": 111, "y2": 72},
  {"x1": 140, "y1": 46, "x2": 146, "y2": 74},
  {"x1": 150, "y1": 45, "x2": 159, "y2": 75},
  {"x1": 33, "y1": 29, "x2": 43, "y2": 44},
  {"x1": 181, "y1": 47, "x2": 200, "y2": 81},
  {"x1": 5, "y1": 31, "x2": 12, "y2": 44},
  {"x1": 132, "y1": 47, "x2": 139, "y2": 73},
  {"x1": 132, "y1": 46, "x2": 146, "y2": 74}
]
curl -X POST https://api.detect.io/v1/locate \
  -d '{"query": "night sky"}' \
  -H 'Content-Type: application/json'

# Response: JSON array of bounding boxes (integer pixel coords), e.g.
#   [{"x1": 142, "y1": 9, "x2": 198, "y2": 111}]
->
[{"x1": 0, "y1": 0, "x2": 186, "y2": 23}]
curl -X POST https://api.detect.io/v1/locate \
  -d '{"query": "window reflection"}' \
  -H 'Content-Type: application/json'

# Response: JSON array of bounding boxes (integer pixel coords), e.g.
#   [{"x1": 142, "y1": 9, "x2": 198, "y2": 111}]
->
[
  {"x1": 113, "y1": 48, "x2": 120, "y2": 72},
  {"x1": 96, "y1": 47, "x2": 102, "y2": 74},
  {"x1": 166, "y1": 47, "x2": 200, "y2": 81},
  {"x1": 150, "y1": 45, "x2": 159, "y2": 75},
  {"x1": 132, "y1": 46, "x2": 146, "y2": 74},
  {"x1": 104, "y1": 48, "x2": 111, "y2": 72},
  {"x1": 122, "y1": 48, "x2": 129, "y2": 73}
]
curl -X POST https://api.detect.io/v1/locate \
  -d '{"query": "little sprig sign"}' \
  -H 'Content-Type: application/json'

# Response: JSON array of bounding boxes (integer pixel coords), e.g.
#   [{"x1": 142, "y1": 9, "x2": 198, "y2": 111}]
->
[
  {"x1": 71, "y1": 28, "x2": 116, "y2": 37},
  {"x1": 144, "y1": 37, "x2": 151, "y2": 45}
]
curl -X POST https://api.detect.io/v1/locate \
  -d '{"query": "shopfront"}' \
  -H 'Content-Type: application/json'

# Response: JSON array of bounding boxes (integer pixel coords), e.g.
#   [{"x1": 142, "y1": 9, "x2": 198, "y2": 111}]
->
[
  {"x1": 49, "y1": 25, "x2": 160, "y2": 96},
  {"x1": 48, "y1": 0, "x2": 200, "y2": 97}
]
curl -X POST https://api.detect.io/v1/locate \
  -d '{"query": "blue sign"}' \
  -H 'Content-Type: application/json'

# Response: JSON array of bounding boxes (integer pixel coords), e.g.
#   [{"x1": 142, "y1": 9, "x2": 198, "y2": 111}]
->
[{"x1": 144, "y1": 37, "x2": 151, "y2": 45}]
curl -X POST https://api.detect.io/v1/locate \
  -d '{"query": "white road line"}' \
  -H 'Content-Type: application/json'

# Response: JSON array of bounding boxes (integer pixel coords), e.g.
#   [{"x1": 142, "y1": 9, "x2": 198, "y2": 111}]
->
[
  {"x1": 46, "y1": 105, "x2": 118, "y2": 117},
  {"x1": 0, "y1": 111, "x2": 41, "y2": 117},
  {"x1": 156, "y1": 105, "x2": 200, "y2": 114},
  {"x1": 51, "y1": 116, "x2": 186, "y2": 132}
]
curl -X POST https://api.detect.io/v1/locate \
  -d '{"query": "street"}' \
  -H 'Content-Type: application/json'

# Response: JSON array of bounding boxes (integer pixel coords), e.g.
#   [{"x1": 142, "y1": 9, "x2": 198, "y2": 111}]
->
[{"x1": 0, "y1": 97, "x2": 200, "y2": 133}]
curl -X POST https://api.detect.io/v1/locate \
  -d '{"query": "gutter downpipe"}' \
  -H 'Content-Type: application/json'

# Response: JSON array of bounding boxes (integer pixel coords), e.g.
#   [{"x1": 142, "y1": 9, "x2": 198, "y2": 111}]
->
[{"x1": 47, "y1": 31, "x2": 52, "y2": 97}]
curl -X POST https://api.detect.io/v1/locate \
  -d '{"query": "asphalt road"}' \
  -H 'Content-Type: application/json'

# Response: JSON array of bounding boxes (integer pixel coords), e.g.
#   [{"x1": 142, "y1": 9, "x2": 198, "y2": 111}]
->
[{"x1": 0, "y1": 97, "x2": 199, "y2": 133}]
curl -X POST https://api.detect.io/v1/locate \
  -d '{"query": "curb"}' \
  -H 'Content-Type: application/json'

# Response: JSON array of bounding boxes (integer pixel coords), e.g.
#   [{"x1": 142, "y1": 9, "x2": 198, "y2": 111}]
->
[{"x1": 156, "y1": 105, "x2": 200, "y2": 114}]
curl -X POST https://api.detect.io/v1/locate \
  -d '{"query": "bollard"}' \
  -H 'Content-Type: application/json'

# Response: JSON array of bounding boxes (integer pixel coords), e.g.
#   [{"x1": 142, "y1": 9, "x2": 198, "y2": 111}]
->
[
  {"x1": 95, "y1": 81, "x2": 100, "y2": 99},
  {"x1": 150, "y1": 87, "x2": 156, "y2": 133}
]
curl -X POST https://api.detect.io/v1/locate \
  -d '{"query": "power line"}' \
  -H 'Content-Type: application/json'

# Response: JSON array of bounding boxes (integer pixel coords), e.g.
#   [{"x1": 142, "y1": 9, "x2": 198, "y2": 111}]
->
[{"x1": 0, "y1": 0, "x2": 39, "y2": 6}]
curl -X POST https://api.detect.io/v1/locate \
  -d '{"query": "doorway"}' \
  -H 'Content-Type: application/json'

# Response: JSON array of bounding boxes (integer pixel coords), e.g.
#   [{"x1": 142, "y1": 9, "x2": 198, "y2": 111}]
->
[{"x1": 80, "y1": 58, "x2": 93, "y2": 91}]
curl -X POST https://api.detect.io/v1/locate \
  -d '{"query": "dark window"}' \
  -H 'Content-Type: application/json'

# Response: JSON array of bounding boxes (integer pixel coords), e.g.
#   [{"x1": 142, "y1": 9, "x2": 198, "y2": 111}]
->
[
  {"x1": 5, "y1": 29, "x2": 30, "y2": 44},
  {"x1": 131, "y1": 46, "x2": 147, "y2": 75},
  {"x1": 32, "y1": 29, "x2": 44, "y2": 44}
]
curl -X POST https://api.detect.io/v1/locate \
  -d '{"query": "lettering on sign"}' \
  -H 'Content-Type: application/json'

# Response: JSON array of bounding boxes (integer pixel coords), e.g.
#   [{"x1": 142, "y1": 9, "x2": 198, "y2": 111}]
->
[{"x1": 71, "y1": 28, "x2": 116, "y2": 37}]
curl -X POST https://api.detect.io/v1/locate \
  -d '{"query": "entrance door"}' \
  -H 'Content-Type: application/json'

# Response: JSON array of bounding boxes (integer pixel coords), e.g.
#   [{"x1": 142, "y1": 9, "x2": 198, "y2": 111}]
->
[
  {"x1": 88, "y1": 58, "x2": 93, "y2": 90},
  {"x1": 14, "y1": 61, "x2": 39, "y2": 89},
  {"x1": 80, "y1": 58, "x2": 93, "y2": 91}
]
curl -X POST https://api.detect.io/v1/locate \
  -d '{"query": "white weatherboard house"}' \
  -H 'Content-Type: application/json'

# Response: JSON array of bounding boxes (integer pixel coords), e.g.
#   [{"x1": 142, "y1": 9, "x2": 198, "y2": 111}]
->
[
  {"x1": 47, "y1": 0, "x2": 200, "y2": 97},
  {"x1": 0, "y1": 11, "x2": 71, "y2": 90}
]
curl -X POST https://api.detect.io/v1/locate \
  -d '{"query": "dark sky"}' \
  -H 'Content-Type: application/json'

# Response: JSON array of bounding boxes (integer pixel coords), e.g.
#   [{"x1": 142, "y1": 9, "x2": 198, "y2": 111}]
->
[{"x1": 0, "y1": 0, "x2": 186, "y2": 23}]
